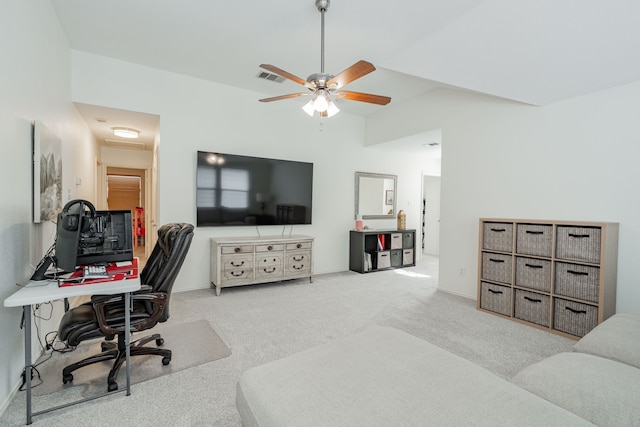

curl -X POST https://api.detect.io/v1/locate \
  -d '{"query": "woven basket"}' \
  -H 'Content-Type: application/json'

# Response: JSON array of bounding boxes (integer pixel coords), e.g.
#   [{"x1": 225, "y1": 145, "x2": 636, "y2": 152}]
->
[
  {"x1": 481, "y1": 252, "x2": 513, "y2": 284},
  {"x1": 554, "y1": 262, "x2": 600, "y2": 303},
  {"x1": 482, "y1": 222, "x2": 513, "y2": 252},
  {"x1": 480, "y1": 282, "x2": 512, "y2": 316},
  {"x1": 516, "y1": 223, "x2": 553, "y2": 257},
  {"x1": 556, "y1": 226, "x2": 601, "y2": 263},
  {"x1": 514, "y1": 289, "x2": 550, "y2": 327},
  {"x1": 553, "y1": 298, "x2": 598, "y2": 337},
  {"x1": 515, "y1": 257, "x2": 552, "y2": 292}
]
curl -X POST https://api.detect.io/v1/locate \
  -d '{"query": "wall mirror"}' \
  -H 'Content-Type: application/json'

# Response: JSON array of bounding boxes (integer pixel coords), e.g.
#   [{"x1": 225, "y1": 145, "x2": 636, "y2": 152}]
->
[{"x1": 354, "y1": 172, "x2": 398, "y2": 219}]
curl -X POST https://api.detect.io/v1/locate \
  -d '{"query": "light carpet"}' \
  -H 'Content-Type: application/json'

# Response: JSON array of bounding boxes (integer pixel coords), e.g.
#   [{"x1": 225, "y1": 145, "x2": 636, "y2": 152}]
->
[{"x1": 30, "y1": 319, "x2": 231, "y2": 397}]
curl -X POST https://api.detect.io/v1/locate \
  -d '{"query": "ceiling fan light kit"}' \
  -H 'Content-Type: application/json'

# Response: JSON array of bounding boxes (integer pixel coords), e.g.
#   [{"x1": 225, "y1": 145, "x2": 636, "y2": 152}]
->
[{"x1": 258, "y1": 0, "x2": 390, "y2": 118}]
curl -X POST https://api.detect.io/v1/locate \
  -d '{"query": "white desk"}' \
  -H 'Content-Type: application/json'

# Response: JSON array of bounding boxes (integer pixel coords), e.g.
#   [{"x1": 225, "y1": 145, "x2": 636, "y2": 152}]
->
[{"x1": 4, "y1": 274, "x2": 141, "y2": 425}]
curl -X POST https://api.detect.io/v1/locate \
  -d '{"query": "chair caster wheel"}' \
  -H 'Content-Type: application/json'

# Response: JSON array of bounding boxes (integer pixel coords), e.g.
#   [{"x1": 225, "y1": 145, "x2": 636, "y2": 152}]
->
[
  {"x1": 108, "y1": 382, "x2": 118, "y2": 392},
  {"x1": 162, "y1": 357, "x2": 171, "y2": 365},
  {"x1": 156, "y1": 338, "x2": 164, "y2": 346},
  {"x1": 63, "y1": 373, "x2": 73, "y2": 384}
]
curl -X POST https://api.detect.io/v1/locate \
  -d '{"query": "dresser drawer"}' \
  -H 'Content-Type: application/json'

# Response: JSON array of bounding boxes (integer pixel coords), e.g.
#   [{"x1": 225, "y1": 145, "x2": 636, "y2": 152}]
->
[
  {"x1": 286, "y1": 241, "x2": 312, "y2": 251},
  {"x1": 285, "y1": 251, "x2": 311, "y2": 274},
  {"x1": 221, "y1": 268, "x2": 254, "y2": 284},
  {"x1": 480, "y1": 282, "x2": 512, "y2": 316},
  {"x1": 390, "y1": 250, "x2": 402, "y2": 267},
  {"x1": 482, "y1": 222, "x2": 513, "y2": 252},
  {"x1": 554, "y1": 262, "x2": 600, "y2": 303},
  {"x1": 516, "y1": 223, "x2": 552, "y2": 257},
  {"x1": 221, "y1": 254, "x2": 253, "y2": 270},
  {"x1": 514, "y1": 289, "x2": 550, "y2": 327},
  {"x1": 256, "y1": 253, "x2": 283, "y2": 267},
  {"x1": 256, "y1": 243, "x2": 284, "y2": 253},
  {"x1": 255, "y1": 262, "x2": 284, "y2": 280},
  {"x1": 555, "y1": 226, "x2": 601, "y2": 263},
  {"x1": 515, "y1": 257, "x2": 551, "y2": 292},
  {"x1": 481, "y1": 252, "x2": 512, "y2": 284},
  {"x1": 221, "y1": 245, "x2": 254, "y2": 255}
]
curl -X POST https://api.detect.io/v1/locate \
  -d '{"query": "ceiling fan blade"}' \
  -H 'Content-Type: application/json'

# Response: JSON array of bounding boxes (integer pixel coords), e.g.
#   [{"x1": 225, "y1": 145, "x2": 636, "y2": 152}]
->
[
  {"x1": 335, "y1": 90, "x2": 391, "y2": 105},
  {"x1": 326, "y1": 60, "x2": 376, "y2": 89},
  {"x1": 259, "y1": 93, "x2": 309, "y2": 103},
  {"x1": 259, "y1": 64, "x2": 313, "y2": 88}
]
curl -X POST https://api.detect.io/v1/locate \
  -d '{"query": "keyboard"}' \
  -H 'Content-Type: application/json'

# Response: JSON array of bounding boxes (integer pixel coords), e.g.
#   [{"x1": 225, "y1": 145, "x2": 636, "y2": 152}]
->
[{"x1": 83, "y1": 265, "x2": 109, "y2": 279}]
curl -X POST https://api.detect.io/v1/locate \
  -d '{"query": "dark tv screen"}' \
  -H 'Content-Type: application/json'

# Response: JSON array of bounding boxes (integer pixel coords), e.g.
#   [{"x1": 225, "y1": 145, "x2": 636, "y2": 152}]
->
[{"x1": 196, "y1": 151, "x2": 313, "y2": 227}]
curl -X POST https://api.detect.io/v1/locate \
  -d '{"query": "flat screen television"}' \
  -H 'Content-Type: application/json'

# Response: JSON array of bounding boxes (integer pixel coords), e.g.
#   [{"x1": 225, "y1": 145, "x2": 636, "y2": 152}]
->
[{"x1": 196, "y1": 151, "x2": 313, "y2": 227}]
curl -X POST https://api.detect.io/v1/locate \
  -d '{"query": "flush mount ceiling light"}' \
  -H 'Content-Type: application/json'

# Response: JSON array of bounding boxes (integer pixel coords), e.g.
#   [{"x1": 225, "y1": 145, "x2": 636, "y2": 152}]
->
[
  {"x1": 258, "y1": 0, "x2": 391, "y2": 118},
  {"x1": 112, "y1": 127, "x2": 140, "y2": 139}
]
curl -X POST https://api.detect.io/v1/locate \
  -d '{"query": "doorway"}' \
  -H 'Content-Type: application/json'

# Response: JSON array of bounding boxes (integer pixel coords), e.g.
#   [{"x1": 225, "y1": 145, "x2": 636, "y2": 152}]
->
[{"x1": 106, "y1": 167, "x2": 148, "y2": 265}]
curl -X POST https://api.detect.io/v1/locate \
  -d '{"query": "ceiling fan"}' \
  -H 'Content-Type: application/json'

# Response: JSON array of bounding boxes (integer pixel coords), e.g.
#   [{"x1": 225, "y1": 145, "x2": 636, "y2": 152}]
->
[{"x1": 258, "y1": 0, "x2": 391, "y2": 118}]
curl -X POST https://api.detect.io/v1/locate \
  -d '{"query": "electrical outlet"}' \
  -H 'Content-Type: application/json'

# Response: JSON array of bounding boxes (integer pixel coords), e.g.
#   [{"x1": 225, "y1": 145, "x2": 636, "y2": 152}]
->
[{"x1": 459, "y1": 267, "x2": 466, "y2": 276}]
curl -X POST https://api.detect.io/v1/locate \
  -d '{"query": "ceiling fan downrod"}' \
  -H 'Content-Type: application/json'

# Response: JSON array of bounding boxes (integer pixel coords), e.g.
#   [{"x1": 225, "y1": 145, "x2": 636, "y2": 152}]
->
[{"x1": 316, "y1": 0, "x2": 330, "y2": 74}]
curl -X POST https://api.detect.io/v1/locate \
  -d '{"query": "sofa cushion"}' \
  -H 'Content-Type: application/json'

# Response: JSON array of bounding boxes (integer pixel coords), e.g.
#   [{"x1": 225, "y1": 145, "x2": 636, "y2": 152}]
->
[
  {"x1": 237, "y1": 326, "x2": 592, "y2": 427},
  {"x1": 512, "y1": 352, "x2": 640, "y2": 427},
  {"x1": 572, "y1": 313, "x2": 640, "y2": 369}
]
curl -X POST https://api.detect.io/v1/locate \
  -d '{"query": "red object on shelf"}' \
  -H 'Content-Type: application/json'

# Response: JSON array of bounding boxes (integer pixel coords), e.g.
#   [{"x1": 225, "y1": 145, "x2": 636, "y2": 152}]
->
[{"x1": 59, "y1": 258, "x2": 139, "y2": 287}]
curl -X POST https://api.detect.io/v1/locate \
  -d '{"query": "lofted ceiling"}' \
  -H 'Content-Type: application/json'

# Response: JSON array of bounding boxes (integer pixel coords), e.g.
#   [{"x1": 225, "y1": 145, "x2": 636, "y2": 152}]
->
[{"x1": 52, "y1": 0, "x2": 640, "y2": 150}]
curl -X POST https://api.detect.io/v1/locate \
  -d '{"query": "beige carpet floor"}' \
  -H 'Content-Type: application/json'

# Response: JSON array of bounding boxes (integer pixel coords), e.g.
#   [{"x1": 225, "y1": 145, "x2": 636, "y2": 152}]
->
[{"x1": 30, "y1": 319, "x2": 231, "y2": 398}]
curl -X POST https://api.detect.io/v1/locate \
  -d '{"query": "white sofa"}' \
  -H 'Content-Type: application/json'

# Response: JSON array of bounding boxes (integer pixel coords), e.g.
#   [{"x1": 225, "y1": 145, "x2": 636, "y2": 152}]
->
[{"x1": 236, "y1": 314, "x2": 640, "y2": 426}]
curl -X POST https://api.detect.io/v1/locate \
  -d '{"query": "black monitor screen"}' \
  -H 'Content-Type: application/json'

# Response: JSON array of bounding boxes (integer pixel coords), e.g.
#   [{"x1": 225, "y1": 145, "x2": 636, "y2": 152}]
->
[{"x1": 196, "y1": 151, "x2": 313, "y2": 227}]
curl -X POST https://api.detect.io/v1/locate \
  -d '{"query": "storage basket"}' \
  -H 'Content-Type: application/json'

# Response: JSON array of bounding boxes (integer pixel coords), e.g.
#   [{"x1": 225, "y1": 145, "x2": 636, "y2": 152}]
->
[
  {"x1": 514, "y1": 289, "x2": 550, "y2": 327},
  {"x1": 515, "y1": 257, "x2": 551, "y2": 292},
  {"x1": 481, "y1": 252, "x2": 512, "y2": 284},
  {"x1": 554, "y1": 262, "x2": 600, "y2": 303},
  {"x1": 555, "y1": 226, "x2": 601, "y2": 263},
  {"x1": 480, "y1": 282, "x2": 512, "y2": 316},
  {"x1": 482, "y1": 222, "x2": 513, "y2": 252},
  {"x1": 516, "y1": 224, "x2": 553, "y2": 257},
  {"x1": 553, "y1": 298, "x2": 598, "y2": 337}
]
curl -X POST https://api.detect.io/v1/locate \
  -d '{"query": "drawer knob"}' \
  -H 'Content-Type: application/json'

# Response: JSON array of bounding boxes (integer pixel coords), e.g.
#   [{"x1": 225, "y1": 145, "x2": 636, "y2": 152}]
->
[
  {"x1": 234, "y1": 247, "x2": 241, "y2": 253},
  {"x1": 487, "y1": 288, "x2": 503, "y2": 295},
  {"x1": 565, "y1": 307, "x2": 587, "y2": 314},
  {"x1": 231, "y1": 261, "x2": 245, "y2": 267},
  {"x1": 267, "y1": 245, "x2": 273, "y2": 251},
  {"x1": 523, "y1": 296, "x2": 542, "y2": 303},
  {"x1": 231, "y1": 271, "x2": 244, "y2": 277},
  {"x1": 296, "y1": 243, "x2": 302, "y2": 249}
]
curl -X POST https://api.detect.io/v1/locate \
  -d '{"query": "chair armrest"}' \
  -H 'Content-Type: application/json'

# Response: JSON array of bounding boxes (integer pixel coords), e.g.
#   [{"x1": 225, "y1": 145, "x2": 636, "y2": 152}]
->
[{"x1": 91, "y1": 292, "x2": 168, "y2": 336}]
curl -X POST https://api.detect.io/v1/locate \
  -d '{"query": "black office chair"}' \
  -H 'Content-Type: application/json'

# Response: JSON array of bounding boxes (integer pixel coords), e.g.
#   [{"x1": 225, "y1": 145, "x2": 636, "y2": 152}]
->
[{"x1": 57, "y1": 222, "x2": 194, "y2": 391}]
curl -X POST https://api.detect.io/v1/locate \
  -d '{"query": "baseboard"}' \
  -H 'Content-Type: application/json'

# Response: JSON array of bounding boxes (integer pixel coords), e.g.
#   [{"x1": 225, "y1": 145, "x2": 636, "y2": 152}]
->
[{"x1": 437, "y1": 287, "x2": 476, "y2": 301}]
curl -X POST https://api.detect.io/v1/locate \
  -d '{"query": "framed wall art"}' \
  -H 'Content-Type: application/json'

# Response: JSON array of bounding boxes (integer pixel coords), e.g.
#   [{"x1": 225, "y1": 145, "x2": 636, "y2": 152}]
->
[{"x1": 33, "y1": 121, "x2": 62, "y2": 223}]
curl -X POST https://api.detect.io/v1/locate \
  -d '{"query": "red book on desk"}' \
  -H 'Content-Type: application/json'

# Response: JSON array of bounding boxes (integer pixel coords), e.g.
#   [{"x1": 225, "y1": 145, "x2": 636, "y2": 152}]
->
[{"x1": 59, "y1": 258, "x2": 139, "y2": 287}]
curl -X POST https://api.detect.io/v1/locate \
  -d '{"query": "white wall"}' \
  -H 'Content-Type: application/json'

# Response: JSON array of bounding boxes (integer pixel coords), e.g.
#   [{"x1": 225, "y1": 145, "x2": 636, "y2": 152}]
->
[
  {"x1": 0, "y1": 0, "x2": 98, "y2": 414},
  {"x1": 69, "y1": 51, "x2": 431, "y2": 292},
  {"x1": 366, "y1": 85, "x2": 640, "y2": 315}
]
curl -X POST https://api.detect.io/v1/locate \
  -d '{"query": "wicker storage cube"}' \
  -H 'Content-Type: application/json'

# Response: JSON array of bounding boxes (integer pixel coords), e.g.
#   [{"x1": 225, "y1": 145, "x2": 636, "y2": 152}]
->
[
  {"x1": 482, "y1": 222, "x2": 513, "y2": 252},
  {"x1": 390, "y1": 233, "x2": 403, "y2": 250},
  {"x1": 514, "y1": 289, "x2": 550, "y2": 327},
  {"x1": 402, "y1": 232, "x2": 414, "y2": 249},
  {"x1": 481, "y1": 252, "x2": 512, "y2": 284},
  {"x1": 515, "y1": 257, "x2": 552, "y2": 292},
  {"x1": 555, "y1": 226, "x2": 601, "y2": 263},
  {"x1": 554, "y1": 262, "x2": 600, "y2": 303},
  {"x1": 390, "y1": 249, "x2": 402, "y2": 267},
  {"x1": 402, "y1": 249, "x2": 414, "y2": 265},
  {"x1": 516, "y1": 224, "x2": 553, "y2": 257},
  {"x1": 377, "y1": 251, "x2": 391, "y2": 269},
  {"x1": 480, "y1": 282, "x2": 512, "y2": 316},
  {"x1": 553, "y1": 298, "x2": 598, "y2": 337}
]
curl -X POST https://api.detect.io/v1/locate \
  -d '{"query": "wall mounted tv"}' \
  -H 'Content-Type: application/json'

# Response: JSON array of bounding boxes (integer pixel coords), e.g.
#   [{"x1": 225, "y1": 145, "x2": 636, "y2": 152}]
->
[{"x1": 196, "y1": 151, "x2": 313, "y2": 227}]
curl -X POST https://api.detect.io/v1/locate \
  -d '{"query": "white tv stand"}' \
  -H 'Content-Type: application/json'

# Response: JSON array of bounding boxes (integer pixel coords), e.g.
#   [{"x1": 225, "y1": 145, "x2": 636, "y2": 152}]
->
[{"x1": 210, "y1": 235, "x2": 314, "y2": 295}]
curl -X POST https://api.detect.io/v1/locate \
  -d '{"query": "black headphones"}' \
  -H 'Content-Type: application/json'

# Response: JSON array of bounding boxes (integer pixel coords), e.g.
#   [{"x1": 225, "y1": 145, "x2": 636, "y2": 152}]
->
[{"x1": 59, "y1": 199, "x2": 96, "y2": 232}]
